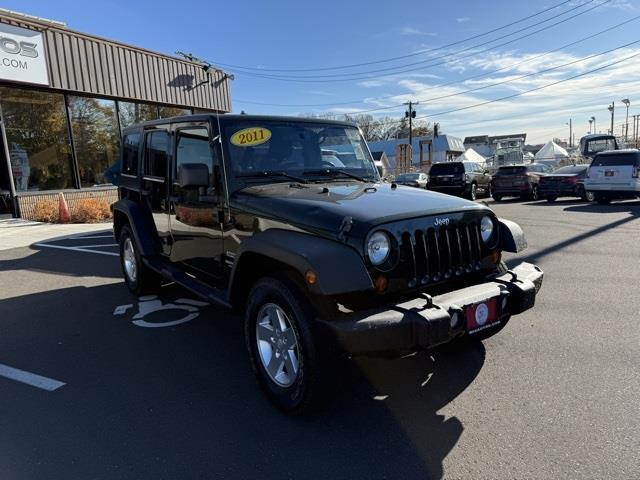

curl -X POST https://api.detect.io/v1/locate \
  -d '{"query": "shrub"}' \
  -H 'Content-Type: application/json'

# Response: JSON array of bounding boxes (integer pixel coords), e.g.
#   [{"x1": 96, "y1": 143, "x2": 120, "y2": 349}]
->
[
  {"x1": 72, "y1": 198, "x2": 112, "y2": 223},
  {"x1": 31, "y1": 199, "x2": 59, "y2": 223}
]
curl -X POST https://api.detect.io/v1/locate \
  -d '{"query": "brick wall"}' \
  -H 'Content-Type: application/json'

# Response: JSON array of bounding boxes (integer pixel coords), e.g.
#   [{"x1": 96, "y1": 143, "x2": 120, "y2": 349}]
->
[{"x1": 16, "y1": 188, "x2": 118, "y2": 220}]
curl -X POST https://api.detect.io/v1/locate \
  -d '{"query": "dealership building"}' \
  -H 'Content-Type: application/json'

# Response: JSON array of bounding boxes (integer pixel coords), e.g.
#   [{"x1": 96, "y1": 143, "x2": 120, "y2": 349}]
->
[{"x1": 0, "y1": 9, "x2": 232, "y2": 219}]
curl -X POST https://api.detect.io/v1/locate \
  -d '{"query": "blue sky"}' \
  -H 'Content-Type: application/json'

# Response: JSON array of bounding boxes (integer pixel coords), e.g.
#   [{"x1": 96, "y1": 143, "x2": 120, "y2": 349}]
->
[{"x1": 8, "y1": 0, "x2": 640, "y2": 143}]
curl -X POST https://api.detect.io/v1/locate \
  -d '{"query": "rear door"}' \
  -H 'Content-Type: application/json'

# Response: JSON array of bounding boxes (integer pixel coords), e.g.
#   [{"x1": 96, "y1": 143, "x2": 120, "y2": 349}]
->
[{"x1": 142, "y1": 128, "x2": 171, "y2": 255}]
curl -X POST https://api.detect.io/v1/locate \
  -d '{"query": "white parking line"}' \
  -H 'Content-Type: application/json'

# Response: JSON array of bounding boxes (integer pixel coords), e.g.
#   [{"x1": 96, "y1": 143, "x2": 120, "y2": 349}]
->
[
  {"x1": 34, "y1": 242, "x2": 119, "y2": 257},
  {"x1": 0, "y1": 363, "x2": 66, "y2": 391}
]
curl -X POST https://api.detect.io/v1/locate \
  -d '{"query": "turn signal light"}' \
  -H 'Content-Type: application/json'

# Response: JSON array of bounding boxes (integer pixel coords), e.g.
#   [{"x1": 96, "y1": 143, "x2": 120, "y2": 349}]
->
[
  {"x1": 374, "y1": 275, "x2": 388, "y2": 293},
  {"x1": 305, "y1": 270, "x2": 317, "y2": 285}
]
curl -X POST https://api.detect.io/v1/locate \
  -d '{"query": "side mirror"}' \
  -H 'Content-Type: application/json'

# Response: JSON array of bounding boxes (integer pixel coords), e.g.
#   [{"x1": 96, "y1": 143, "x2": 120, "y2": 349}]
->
[{"x1": 178, "y1": 163, "x2": 209, "y2": 188}]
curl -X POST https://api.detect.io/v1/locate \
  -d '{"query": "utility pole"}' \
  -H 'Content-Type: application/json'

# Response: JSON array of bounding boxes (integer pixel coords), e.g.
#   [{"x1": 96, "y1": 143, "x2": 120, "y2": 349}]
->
[
  {"x1": 567, "y1": 119, "x2": 572, "y2": 147},
  {"x1": 621, "y1": 98, "x2": 630, "y2": 141},
  {"x1": 608, "y1": 102, "x2": 615, "y2": 137},
  {"x1": 588, "y1": 119, "x2": 593, "y2": 134},
  {"x1": 633, "y1": 114, "x2": 640, "y2": 148},
  {"x1": 591, "y1": 116, "x2": 596, "y2": 134},
  {"x1": 404, "y1": 101, "x2": 418, "y2": 149}
]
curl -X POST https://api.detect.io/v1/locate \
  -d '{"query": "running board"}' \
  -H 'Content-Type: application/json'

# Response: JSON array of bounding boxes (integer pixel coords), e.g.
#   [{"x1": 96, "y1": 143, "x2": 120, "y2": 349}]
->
[{"x1": 143, "y1": 257, "x2": 232, "y2": 309}]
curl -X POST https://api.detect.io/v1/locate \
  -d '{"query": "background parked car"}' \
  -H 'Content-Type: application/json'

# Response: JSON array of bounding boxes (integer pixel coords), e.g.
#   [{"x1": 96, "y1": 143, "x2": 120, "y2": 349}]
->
[
  {"x1": 395, "y1": 172, "x2": 428, "y2": 189},
  {"x1": 584, "y1": 149, "x2": 640, "y2": 204},
  {"x1": 538, "y1": 164, "x2": 594, "y2": 202},
  {"x1": 491, "y1": 163, "x2": 553, "y2": 201},
  {"x1": 427, "y1": 161, "x2": 491, "y2": 200}
]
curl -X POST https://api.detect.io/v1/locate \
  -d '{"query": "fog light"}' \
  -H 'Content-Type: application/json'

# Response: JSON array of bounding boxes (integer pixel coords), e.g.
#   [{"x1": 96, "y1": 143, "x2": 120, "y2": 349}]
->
[{"x1": 450, "y1": 312, "x2": 460, "y2": 328}]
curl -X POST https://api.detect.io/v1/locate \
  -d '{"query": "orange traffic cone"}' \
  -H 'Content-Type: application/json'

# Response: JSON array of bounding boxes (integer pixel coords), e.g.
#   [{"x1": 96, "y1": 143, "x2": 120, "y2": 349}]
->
[{"x1": 58, "y1": 192, "x2": 71, "y2": 223}]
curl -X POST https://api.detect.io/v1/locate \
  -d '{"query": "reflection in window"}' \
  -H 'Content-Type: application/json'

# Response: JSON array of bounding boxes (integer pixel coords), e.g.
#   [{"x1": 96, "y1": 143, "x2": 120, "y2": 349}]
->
[
  {"x1": 0, "y1": 86, "x2": 74, "y2": 191},
  {"x1": 159, "y1": 106, "x2": 192, "y2": 118},
  {"x1": 144, "y1": 131, "x2": 169, "y2": 178},
  {"x1": 118, "y1": 101, "x2": 158, "y2": 129},
  {"x1": 68, "y1": 96, "x2": 121, "y2": 187}
]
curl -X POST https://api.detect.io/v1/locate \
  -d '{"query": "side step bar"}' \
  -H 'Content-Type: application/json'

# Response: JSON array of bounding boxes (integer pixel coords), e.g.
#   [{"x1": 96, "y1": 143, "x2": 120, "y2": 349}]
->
[{"x1": 143, "y1": 257, "x2": 232, "y2": 309}]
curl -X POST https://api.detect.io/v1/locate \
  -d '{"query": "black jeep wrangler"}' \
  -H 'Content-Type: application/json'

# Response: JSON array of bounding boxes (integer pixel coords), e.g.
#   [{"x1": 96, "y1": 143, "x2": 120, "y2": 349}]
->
[{"x1": 112, "y1": 114, "x2": 543, "y2": 413}]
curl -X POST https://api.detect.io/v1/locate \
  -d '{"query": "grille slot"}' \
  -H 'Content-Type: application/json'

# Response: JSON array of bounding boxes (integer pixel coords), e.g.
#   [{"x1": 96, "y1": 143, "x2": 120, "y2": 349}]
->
[{"x1": 400, "y1": 222, "x2": 483, "y2": 287}]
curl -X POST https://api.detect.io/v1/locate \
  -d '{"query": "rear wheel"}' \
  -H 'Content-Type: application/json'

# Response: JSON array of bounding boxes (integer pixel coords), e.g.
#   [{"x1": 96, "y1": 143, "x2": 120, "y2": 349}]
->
[
  {"x1": 529, "y1": 185, "x2": 539, "y2": 201},
  {"x1": 245, "y1": 274, "x2": 322, "y2": 414},
  {"x1": 583, "y1": 190, "x2": 595, "y2": 202},
  {"x1": 119, "y1": 225, "x2": 161, "y2": 296},
  {"x1": 595, "y1": 194, "x2": 611, "y2": 205},
  {"x1": 546, "y1": 196, "x2": 557, "y2": 202},
  {"x1": 492, "y1": 193, "x2": 503, "y2": 202}
]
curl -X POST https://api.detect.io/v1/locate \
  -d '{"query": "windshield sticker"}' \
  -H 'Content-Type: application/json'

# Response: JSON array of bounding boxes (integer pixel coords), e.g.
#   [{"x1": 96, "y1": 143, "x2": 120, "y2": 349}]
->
[{"x1": 230, "y1": 127, "x2": 272, "y2": 147}]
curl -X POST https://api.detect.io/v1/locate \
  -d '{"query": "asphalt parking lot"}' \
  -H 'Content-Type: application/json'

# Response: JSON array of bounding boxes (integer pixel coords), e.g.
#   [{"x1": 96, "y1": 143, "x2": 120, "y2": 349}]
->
[{"x1": 1, "y1": 199, "x2": 639, "y2": 480}]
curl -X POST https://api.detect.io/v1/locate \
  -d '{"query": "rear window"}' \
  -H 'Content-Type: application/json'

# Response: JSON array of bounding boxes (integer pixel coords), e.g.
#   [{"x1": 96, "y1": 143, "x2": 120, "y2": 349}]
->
[
  {"x1": 495, "y1": 166, "x2": 526, "y2": 175},
  {"x1": 554, "y1": 165, "x2": 587, "y2": 174},
  {"x1": 430, "y1": 163, "x2": 464, "y2": 175},
  {"x1": 585, "y1": 138, "x2": 616, "y2": 155},
  {"x1": 397, "y1": 173, "x2": 421, "y2": 181},
  {"x1": 591, "y1": 153, "x2": 640, "y2": 167}
]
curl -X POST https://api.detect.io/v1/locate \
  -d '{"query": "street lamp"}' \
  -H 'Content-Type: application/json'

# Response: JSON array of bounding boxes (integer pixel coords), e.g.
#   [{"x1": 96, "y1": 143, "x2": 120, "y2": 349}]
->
[
  {"x1": 608, "y1": 103, "x2": 614, "y2": 136},
  {"x1": 591, "y1": 116, "x2": 596, "y2": 134},
  {"x1": 621, "y1": 98, "x2": 630, "y2": 141},
  {"x1": 588, "y1": 118, "x2": 593, "y2": 134}
]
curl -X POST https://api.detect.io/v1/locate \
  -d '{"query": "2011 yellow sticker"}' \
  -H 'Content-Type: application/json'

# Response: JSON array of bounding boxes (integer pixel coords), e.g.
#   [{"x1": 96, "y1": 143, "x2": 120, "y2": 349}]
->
[{"x1": 230, "y1": 127, "x2": 272, "y2": 147}]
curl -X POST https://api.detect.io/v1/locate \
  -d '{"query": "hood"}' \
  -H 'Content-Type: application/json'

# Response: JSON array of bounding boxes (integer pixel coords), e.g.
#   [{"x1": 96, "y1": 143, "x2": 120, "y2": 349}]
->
[{"x1": 231, "y1": 181, "x2": 488, "y2": 240}]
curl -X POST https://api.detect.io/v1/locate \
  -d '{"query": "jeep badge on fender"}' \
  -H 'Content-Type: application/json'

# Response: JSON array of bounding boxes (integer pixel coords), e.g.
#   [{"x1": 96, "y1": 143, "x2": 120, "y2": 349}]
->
[{"x1": 112, "y1": 114, "x2": 544, "y2": 414}]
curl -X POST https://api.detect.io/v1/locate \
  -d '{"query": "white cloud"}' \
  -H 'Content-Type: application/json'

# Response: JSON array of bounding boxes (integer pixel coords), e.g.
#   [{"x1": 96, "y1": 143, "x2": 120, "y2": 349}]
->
[
  {"x1": 400, "y1": 26, "x2": 437, "y2": 36},
  {"x1": 456, "y1": 17, "x2": 470, "y2": 23}
]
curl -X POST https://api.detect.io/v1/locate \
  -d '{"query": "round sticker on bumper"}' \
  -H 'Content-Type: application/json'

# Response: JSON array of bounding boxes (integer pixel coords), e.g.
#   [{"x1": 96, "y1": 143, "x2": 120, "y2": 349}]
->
[
  {"x1": 475, "y1": 303, "x2": 489, "y2": 326},
  {"x1": 230, "y1": 127, "x2": 272, "y2": 147}
]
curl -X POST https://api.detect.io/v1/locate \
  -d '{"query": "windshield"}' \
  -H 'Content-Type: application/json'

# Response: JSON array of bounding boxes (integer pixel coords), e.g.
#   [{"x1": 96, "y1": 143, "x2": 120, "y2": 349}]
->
[
  {"x1": 554, "y1": 165, "x2": 587, "y2": 174},
  {"x1": 585, "y1": 138, "x2": 616, "y2": 155},
  {"x1": 430, "y1": 163, "x2": 464, "y2": 175},
  {"x1": 222, "y1": 120, "x2": 377, "y2": 184}
]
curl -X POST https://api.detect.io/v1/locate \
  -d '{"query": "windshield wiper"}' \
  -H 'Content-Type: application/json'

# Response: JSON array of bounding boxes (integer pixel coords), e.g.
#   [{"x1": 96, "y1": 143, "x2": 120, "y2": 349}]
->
[
  {"x1": 305, "y1": 169, "x2": 371, "y2": 182},
  {"x1": 238, "y1": 171, "x2": 308, "y2": 184}
]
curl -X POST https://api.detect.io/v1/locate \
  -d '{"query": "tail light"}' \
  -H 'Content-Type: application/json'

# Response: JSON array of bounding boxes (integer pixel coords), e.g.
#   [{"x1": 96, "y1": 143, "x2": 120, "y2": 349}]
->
[
  {"x1": 633, "y1": 166, "x2": 640, "y2": 178},
  {"x1": 562, "y1": 176, "x2": 579, "y2": 184}
]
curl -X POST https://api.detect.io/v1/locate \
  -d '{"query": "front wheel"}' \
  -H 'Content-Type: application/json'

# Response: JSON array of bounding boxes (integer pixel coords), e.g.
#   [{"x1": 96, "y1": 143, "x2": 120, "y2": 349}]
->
[
  {"x1": 492, "y1": 193, "x2": 503, "y2": 202},
  {"x1": 530, "y1": 185, "x2": 539, "y2": 201},
  {"x1": 245, "y1": 275, "x2": 321, "y2": 414},
  {"x1": 583, "y1": 190, "x2": 595, "y2": 202},
  {"x1": 595, "y1": 194, "x2": 611, "y2": 205},
  {"x1": 546, "y1": 196, "x2": 557, "y2": 202},
  {"x1": 467, "y1": 183, "x2": 477, "y2": 201}
]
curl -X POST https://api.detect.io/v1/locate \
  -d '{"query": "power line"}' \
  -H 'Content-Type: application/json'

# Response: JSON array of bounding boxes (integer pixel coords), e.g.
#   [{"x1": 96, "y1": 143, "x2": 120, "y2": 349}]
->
[
  {"x1": 234, "y1": 14, "x2": 640, "y2": 108},
  {"x1": 212, "y1": 0, "x2": 574, "y2": 73},
  {"x1": 228, "y1": 0, "x2": 607, "y2": 82}
]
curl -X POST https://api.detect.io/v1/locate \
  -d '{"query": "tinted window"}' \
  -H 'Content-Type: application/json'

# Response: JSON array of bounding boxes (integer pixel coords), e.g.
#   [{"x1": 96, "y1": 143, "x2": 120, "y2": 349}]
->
[
  {"x1": 144, "y1": 131, "x2": 169, "y2": 179},
  {"x1": 176, "y1": 127, "x2": 215, "y2": 178},
  {"x1": 495, "y1": 166, "x2": 526, "y2": 175},
  {"x1": 592, "y1": 153, "x2": 640, "y2": 167},
  {"x1": 122, "y1": 133, "x2": 140, "y2": 175},
  {"x1": 430, "y1": 163, "x2": 464, "y2": 175}
]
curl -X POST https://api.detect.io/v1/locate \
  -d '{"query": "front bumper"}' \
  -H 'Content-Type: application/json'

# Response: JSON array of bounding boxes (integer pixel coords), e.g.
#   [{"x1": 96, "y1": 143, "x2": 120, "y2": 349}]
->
[{"x1": 318, "y1": 262, "x2": 543, "y2": 355}]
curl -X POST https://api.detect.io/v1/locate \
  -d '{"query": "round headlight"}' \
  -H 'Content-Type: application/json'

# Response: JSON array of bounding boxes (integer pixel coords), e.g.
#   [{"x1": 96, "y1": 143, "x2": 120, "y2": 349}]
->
[
  {"x1": 480, "y1": 216, "x2": 495, "y2": 243},
  {"x1": 367, "y1": 231, "x2": 390, "y2": 266}
]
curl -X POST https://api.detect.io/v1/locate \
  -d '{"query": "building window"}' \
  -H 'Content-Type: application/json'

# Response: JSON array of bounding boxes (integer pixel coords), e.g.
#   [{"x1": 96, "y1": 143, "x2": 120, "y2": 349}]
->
[
  {"x1": 159, "y1": 106, "x2": 191, "y2": 118},
  {"x1": 118, "y1": 101, "x2": 158, "y2": 129},
  {"x1": 0, "y1": 86, "x2": 74, "y2": 192},
  {"x1": 68, "y1": 95, "x2": 121, "y2": 187}
]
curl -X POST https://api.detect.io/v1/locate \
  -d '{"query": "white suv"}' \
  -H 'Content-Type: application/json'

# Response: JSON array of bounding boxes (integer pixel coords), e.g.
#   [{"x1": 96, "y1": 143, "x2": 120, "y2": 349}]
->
[{"x1": 585, "y1": 149, "x2": 640, "y2": 204}]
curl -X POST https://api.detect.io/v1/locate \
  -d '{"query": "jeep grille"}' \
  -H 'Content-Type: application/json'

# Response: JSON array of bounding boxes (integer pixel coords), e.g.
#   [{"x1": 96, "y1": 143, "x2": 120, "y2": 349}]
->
[{"x1": 397, "y1": 221, "x2": 484, "y2": 288}]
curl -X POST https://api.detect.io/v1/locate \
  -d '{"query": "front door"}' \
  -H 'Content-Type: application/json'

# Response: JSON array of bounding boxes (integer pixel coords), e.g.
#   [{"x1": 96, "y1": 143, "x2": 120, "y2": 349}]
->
[
  {"x1": 142, "y1": 128, "x2": 171, "y2": 255},
  {"x1": 169, "y1": 123, "x2": 225, "y2": 284}
]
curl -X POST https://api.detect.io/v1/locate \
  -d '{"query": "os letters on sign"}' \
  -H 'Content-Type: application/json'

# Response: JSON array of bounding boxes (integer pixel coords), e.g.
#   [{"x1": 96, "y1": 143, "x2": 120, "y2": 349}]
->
[{"x1": 0, "y1": 23, "x2": 49, "y2": 86}]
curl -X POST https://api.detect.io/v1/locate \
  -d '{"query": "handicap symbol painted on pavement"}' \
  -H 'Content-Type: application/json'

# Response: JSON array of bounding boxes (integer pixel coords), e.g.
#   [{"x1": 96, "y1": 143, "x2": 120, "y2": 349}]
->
[{"x1": 113, "y1": 295, "x2": 209, "y2": 328}]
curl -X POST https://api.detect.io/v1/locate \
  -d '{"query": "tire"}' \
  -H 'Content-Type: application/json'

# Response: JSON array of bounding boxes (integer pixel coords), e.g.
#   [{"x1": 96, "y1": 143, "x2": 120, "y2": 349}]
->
[
  {"x1": 595, "y1": 194, "x2": 610, "y2": 205},
  {"x1": 468, "y1": 183, "x2": 477, "y2": 201},
  {"x1": 546, "y1": 196, "x2": 557, "y2": 202},
  {"x1": 492, "y1": 193, "x2": 503, "y2": 202},
  {"x1": 530, "y1": 185, "x2": 539, "y2": 201},
  {"x1": 119, "y1": 225, "x2": 161, "y2": 296},
  {"x1": 486, "y1": 183, "x2": 493, "y2": 198},
  {"x1": 583, "y1": 191, "x2": 595, "y2": 202},
  {"x1": 245, "y1": 274, "x2": 321, "y2": 414}
]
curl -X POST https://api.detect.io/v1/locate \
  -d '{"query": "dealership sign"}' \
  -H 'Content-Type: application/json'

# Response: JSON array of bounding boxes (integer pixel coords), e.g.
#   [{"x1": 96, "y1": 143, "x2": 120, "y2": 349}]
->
[{"x1": 0, "y1": 23, "x2": 49, "y2": 86}]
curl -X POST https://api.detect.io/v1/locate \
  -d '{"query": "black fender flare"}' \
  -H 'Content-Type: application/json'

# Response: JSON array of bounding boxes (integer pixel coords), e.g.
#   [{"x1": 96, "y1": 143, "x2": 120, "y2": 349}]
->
[
  {"x1": 498, "y1": 218, "x2": 527, "y2": 253},
  {"x1": 111, "y1": 199, "x2": 160, "y2": 257},
  {"x1": 229, "y1": 229, "x2": 373, "y2": 298}
]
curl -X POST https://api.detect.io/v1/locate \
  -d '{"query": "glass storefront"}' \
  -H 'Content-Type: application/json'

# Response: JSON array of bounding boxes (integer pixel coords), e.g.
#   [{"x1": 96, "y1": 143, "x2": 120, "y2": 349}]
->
[
  {"x1": 0, "y1": 85, "x2": 199, "y2": 207},
  {"x1": 0, "y1": 87, "x2": 74, "y2": 192},
  {"x1": 68, "y1": 96, "x2": 121, "y2": 187},
  {"x1": 118, "y1": 101, "x2": 159, "y2": 129}
]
